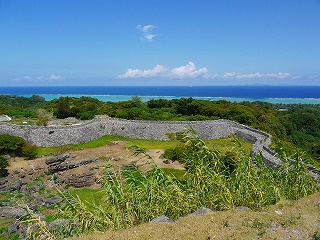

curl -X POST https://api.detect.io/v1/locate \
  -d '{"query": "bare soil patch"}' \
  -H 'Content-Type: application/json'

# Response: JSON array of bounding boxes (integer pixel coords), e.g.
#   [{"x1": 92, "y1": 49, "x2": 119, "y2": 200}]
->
[{"x1": 7, "y1": 141, "x2": 184, "y2": 186}]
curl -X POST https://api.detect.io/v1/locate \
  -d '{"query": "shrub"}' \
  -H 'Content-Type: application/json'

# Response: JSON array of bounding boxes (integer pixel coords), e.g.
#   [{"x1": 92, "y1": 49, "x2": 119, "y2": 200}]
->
[
  {"x1": 0, "y1": 156, "x2": 8, "y2": 169},
  {"x1": 22, "y1": 145, "x2": 38, "y2": 159},
  {"x1": 0, "y1": 134, "x2": 25, "y2": 155},
  {"x1": 163, "y1": 144, "x2": 188, "y2": 162},
  {"x1": 35, "y1": 109, "x2": 51, "y2": 126}
]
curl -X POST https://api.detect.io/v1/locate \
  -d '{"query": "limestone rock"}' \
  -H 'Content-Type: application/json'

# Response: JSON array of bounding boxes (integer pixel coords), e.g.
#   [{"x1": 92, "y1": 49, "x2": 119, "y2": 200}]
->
[
  {"x1": 44, "y1": 196, "x2": 63, "y2": 207},
  {"x1": 0, "y1": 180, "x2": 23, "y2": 192},
  {"x1": 189, "y1": 207, "x2": 213, "y2": 216},
  {"x1": 64, "y1": 172, "x2": 96, "y2": 188},
  {"x1": 45, "y1": 154, "x2": 70, "y2": 165},
  {"x1": 235, "y1": 206, "x2": 251, "y2": 211},
  {"x1": 151, "y1": 216, "x2": 175, "y2": 224},
  {"x1": 0, "y1": 206, "x2": 27, "y2": 219}
]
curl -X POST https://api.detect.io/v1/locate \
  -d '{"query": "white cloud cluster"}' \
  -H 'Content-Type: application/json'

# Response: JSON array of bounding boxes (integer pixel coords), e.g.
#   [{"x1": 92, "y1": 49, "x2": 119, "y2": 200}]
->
[
  {"x1": 119, "y1": 65, "x2": 167, "y2": 78},
  {"x1": 119, "y1": 62, "x2": 291, "y2": 80},
  {"x1": 119, "y1": 62, "x2": 208, "y2": 79},
  {"x1": 171, "y1": 62, "x2": 208, "y2": 78},
  {"x1": 136, "y1": 24, "x2": 158, "y2": 42},
  {"x1": 205, "y1": 72, "x2": 290, "y2": 79},
  {"x1": 38, "y1": 74, "x2": 63, "y2": 81},
  {"x1": 22, "y1": 74, "x2": 63, "y2": 81}
]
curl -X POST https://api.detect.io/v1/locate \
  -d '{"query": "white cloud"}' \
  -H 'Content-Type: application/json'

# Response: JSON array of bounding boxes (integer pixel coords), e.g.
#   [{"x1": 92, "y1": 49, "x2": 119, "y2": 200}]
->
[
  {"x1": 144, "y1": 34, "x2": 157, "y2": 41},
  {"x1": 37, "y1": 74, "x2": 63, "y2": 81},
  {"x1": 48, "y1": 74, "x2": 63, "y2": 80},
  {"x1": 136, "y1": 24, "x2": 158, "y2": 42},
  {"x1": 137, "y1": 24, "x2": 156, "y2": 33},
  {"x1": 119, "y1": 62, "x2": 207, "y2": 79},
  {"x1": 205, "y1": 72, "x2": 290, "y2": 79},
  {"x1": 24, "y1": 75, "x2": 32, "y2": 80},
  {"x1": 119, "y1": 64, "x2": 167, "y2": 78},
  {"x1": 119, "y1": 62, "x2": 291, "y2": 81},
  {"x1": 171, "y1": 62, "x2": 208, "y2": 78}
]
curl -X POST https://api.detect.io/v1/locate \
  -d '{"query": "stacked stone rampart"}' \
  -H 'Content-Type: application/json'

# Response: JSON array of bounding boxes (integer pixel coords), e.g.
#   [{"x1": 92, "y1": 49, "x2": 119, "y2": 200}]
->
[
  {"x1": 2, "y1": 116, "x2": 318, "y2": 182},
  {"x1": 0, "y1": 116, "x2": 276, "y2": 165},
  {"x1": 0, "y1": 116, "x2": 309, "y2": 170}
]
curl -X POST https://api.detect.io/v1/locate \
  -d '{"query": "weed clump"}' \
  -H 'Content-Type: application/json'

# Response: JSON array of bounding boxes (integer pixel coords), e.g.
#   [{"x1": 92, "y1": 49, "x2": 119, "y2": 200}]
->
[{"x1": 26, "y1": 129, "x2": 320, "y2": 238}]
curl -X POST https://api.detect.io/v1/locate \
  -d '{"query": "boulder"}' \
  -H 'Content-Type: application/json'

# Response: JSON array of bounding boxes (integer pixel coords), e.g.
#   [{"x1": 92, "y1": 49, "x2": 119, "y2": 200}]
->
[
  {"x1": 20, "y1": 185, "x2": 39, "y2": 195},
  {"x1": 235, "y1": 206, "x2": 251, "y2": 211},
  {"x1": 44, "y1": 196, "x2": 63, "y2": 207},
  {"x1": 45, "y1": 154, "x2": 70, "y2": 165},
  {"x1": 68, "y1": 158, "x2": 98, "y2": 169},
  {"x1": 189, "y1": 207, "x2": 213, "y2": 216},
  {"x1": 0, "y1": 180, "x2": 23, "y2": 192},
  {"x1": 151, "y1": 216, "x2": 175, "y2": 224},
  {"x1": 47, "y1": 162, "x2": 68, "y2": 173},
  {"x1": 0, "y1": 206, "x2": 27, "y2": 219},
  {"x1": 64, "y1": 172, "x2": 96, "y2": 188}
]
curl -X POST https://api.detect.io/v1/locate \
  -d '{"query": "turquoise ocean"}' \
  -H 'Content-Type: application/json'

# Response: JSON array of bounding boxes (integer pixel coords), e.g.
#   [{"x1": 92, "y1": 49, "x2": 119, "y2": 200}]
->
[{"x1": 1, "y1": 86, "x2": 320, "y2": 104}]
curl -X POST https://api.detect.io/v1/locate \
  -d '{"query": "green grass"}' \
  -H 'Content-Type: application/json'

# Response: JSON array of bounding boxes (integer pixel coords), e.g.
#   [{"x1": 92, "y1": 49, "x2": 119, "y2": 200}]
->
[
  {"x1": 37, "y1": 135, "x2": 117, "y2": 155},
  {"x1": 160, "y1": 168, "x2": 188, "y2": 181},
  {"x1": 124, "y1": 139, "x2": 179, "y2": 150},
  {"x1": 0, "y1": 218, "x2": 15, "y2": 239},
  {"x1": 68, "y1": 188, "x2": 106, "y2": 210},
  {"x1": 205, "y1": 137, "x2": 252, "y2": 155},
  {"x1": 37, "y1": 135, "x2": 251, "y2": 156}
]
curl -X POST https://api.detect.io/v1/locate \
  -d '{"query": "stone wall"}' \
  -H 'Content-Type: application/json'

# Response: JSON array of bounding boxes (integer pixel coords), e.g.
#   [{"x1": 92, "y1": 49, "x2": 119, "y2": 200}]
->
[
  {"x1": 0, "y1": 116, "x2": 276, "y2": 164},
  {"x1": 1, "y1": 116, "x2": 318, "y2": 182},
  {"x1": 0, "y1": 117, "x2": 265, "y2": 146}
]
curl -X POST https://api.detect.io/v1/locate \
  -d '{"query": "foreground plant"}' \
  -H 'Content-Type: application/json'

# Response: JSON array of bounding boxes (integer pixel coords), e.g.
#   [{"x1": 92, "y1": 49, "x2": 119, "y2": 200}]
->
[{"x1": 56, "y1": 129, "x2": 319, "y2": 238}]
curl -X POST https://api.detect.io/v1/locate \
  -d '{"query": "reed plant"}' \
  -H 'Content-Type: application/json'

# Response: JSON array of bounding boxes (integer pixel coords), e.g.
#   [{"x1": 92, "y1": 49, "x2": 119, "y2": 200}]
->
[{"x1": 57, "y1": 128, "x2": 319, "y2": 238}]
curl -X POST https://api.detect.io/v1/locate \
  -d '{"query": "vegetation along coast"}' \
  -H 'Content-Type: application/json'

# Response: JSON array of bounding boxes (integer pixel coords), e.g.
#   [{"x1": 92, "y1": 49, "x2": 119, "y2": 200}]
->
[{"x1": 0, "y1": 95, "x2": 319, "y2": 239}]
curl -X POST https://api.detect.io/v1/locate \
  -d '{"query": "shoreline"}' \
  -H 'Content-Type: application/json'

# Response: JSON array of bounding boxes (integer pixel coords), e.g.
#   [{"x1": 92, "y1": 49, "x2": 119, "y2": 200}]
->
[{"x1": 11, "y1": 94, "x2": 320, "y2": 104}]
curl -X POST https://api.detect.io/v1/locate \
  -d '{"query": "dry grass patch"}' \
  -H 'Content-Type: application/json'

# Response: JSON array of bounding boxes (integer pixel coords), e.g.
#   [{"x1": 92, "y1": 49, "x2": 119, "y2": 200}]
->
[{"x1": 70, "y1": 192, "x2": 320, "y2": 240}]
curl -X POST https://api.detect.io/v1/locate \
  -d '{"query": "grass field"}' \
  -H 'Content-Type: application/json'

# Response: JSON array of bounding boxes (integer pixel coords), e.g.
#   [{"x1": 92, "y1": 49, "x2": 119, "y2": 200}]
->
[{"x1": 37, "y1": 135, "x2": 252, "y2": 156}]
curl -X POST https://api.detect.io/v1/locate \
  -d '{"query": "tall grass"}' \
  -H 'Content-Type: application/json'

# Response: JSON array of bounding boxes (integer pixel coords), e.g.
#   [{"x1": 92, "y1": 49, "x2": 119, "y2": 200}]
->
[{"x1": 56, "y1": 129, "x2": 319, "y2": 238}]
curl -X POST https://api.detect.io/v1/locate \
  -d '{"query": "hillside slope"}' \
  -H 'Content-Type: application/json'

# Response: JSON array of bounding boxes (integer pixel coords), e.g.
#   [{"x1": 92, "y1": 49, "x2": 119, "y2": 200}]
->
[{"x1": 71, "y1": 192, "x2": 320, "y2": 240}]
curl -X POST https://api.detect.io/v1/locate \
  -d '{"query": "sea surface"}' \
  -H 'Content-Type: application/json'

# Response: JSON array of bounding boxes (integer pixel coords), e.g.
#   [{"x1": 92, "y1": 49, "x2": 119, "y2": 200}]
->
[{"x1": 1, "y1": 86, "x2": 320, "y2": 104}]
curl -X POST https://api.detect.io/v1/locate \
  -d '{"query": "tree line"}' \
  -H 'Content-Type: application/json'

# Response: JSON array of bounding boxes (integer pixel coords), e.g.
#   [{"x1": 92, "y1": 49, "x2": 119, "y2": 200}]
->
[{"x1": 0, "y1": 95, "x2": 319, "y2": 164}]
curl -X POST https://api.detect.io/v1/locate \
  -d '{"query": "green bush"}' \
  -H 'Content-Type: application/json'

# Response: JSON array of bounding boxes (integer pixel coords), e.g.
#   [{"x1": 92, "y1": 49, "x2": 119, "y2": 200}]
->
[
  {"x1": 22, "y1": 145, "x2": 38, "y2": 159},
  {"x1": 0, "y1": 134, "x2": 25, "y2": 155},
  {"x1": 0, "y1": 156, "x2": 8, "y2": 169},
  {"x1": 163, "y1": 144, "x2": 188, "y2": 162}
]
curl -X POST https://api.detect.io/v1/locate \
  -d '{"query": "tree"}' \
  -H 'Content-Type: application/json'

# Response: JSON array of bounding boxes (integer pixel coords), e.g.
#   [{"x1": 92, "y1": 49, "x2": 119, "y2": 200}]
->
[
  {"x1": 0, "y1": 134, "x2": 26, "y2": 155},
  {"x1": 36, "y1": 109, "x2": 51, "y2": 126},
  {"x1": 54, "y1": 97, "x2": 73, "y2": 119}
]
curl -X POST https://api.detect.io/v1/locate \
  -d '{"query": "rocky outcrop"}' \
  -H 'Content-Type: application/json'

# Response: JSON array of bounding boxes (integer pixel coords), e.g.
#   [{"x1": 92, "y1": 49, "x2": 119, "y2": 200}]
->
[
  {"x1": 0, "y1": 180, "x2": 23, "y2": 192},
  {"x1": 45, "y1": 154, "x2": 70, "y2": 165},
  {"x1": 189, "y1": 207, "x2": 213, "y2": 216},
  {"x1": 0, "y1": 206, "x2": 27, "y2": 219},
  {"x1": 44, "y1": 196, "x2": 63, "y2": 207},
  {"x1": 62, "y1": 172, "x2": 96, "y2": 188},
  {"x1": 45, "y1": 154, "x2": 98, "y2": 173}
]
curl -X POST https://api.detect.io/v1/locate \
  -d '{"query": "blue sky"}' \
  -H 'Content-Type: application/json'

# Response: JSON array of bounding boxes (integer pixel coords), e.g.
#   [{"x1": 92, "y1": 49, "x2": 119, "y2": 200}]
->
[{"x1": 1, "y1": 0, "x2": 320, "y2": 86}]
